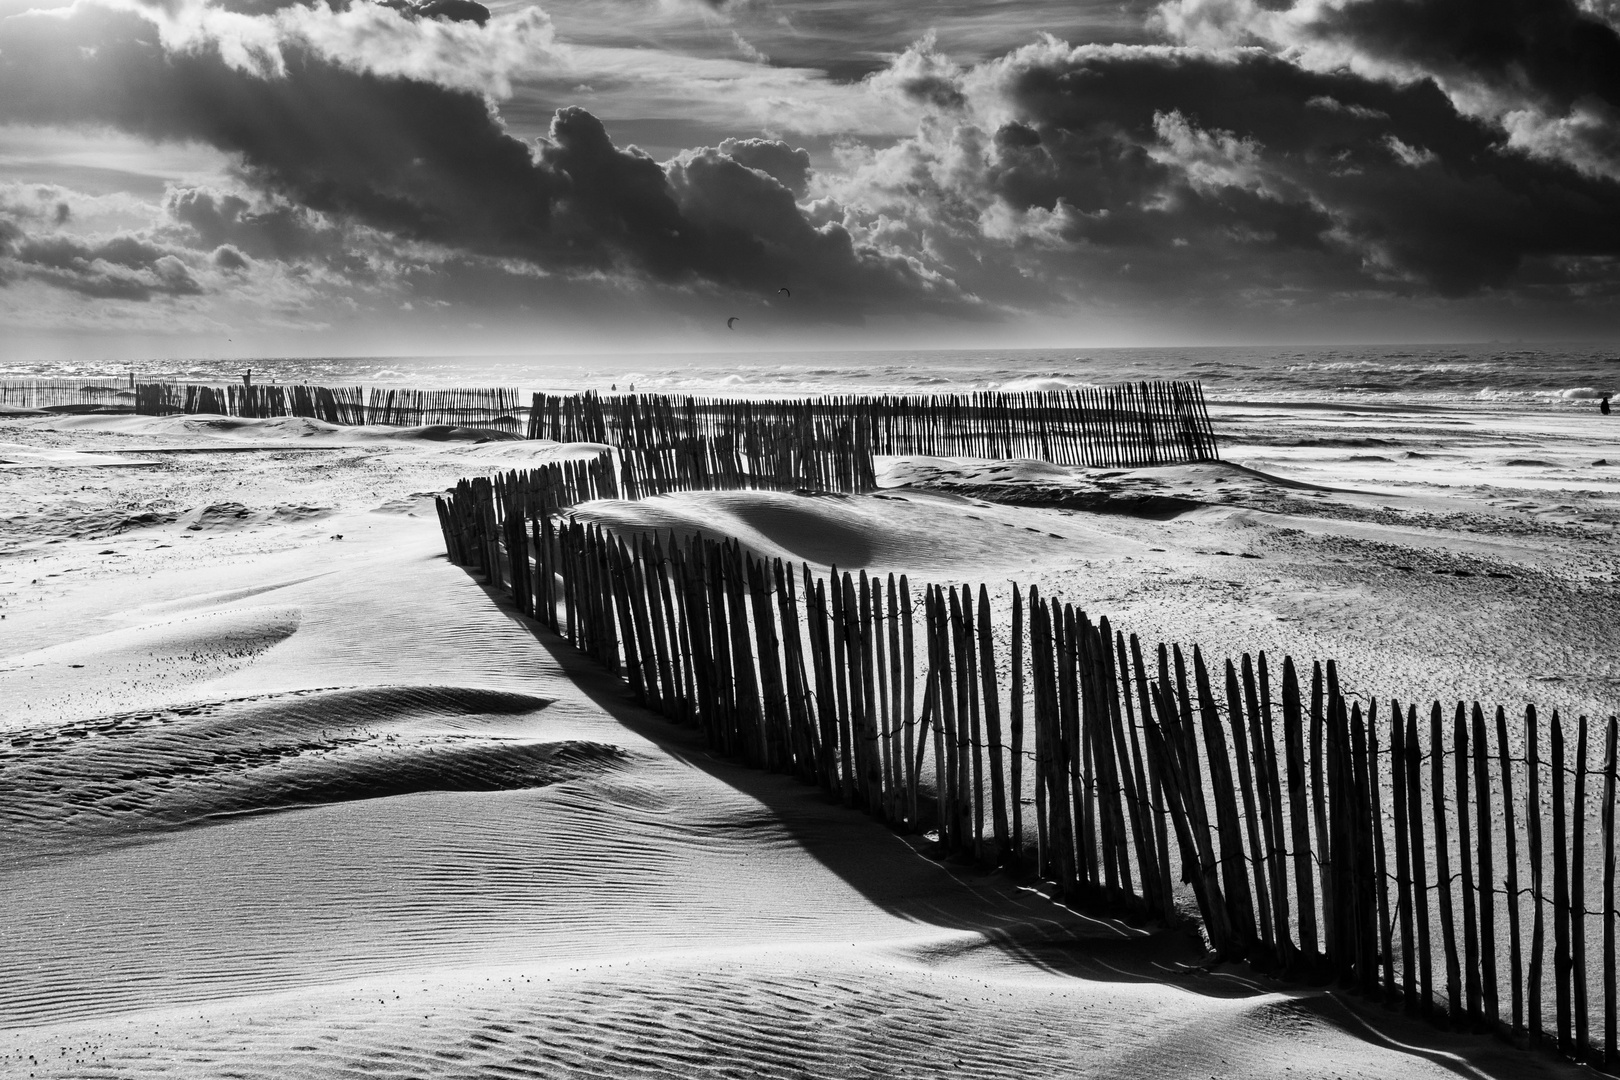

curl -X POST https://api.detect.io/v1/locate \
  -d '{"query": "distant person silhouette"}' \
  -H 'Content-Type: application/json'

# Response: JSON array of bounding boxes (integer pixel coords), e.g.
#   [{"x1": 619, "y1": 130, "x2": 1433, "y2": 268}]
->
[
  {"x1": 611, "y1": 383, "x2": 617, "y2": 392},
  {"x1": 1603, "y1": 395, "x2": 1612, "y2": 415}
]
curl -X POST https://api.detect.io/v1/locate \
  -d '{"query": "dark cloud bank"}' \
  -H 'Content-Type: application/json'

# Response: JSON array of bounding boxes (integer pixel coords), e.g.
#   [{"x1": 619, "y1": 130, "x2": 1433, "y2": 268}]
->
[
  {"x1": 978, "y1": 46, "x2": 1620, "y2": 297},
  {"x1": 3, "y1": 0, "x2": 1620, "y2": 327},
  {"x1": 0, "y1": 2, "x2": 946, "y2": 317}
]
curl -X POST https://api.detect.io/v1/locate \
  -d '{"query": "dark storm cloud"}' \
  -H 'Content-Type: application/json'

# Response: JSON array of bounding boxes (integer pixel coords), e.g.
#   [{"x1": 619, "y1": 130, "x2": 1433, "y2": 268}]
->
[
  {"x1": 0, "y1": 220, "x2": 204, "y2": 299},
  {"x1": 538, "y1": 108, "x2": 943, "y2": 310},
  {"x1": 0, "y1": 4, "x2": 949, "y2": 313},
  {"x1": 861, "y1": 42, "x2": 1620, "y2": 299},
  {"x1": 217, "y1": 0, "x2": 489, "y2": 24},
  {"x1": 8, "y1": 0, "x2": 1620, "y2": 329},
  {"x1": 212, "y1": 243, "x2": 251, "y2": 271},
  {"x1": 0, "y1": 8, "x2": 563, "y2": 251},
  {"x1": 377, "y1": 0, "x2": 490, "y2": 27},
  {"x1": 166, "y1": 188, "x2": 339, "y2": 261},
  {"x1": 1160, "y1": 0, "x2": 1620, "y2": 177},
  {"x1": 1296, "y1": 0, "x2": 1620, "y2": 112},
  {"x1": 668, "y1": 141, "x2": 905, "y2": 299}
]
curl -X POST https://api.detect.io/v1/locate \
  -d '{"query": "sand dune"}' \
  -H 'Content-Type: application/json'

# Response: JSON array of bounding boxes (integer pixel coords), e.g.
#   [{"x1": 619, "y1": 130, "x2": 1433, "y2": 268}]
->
[
  {"x1": 2, "y1": 685, "x2": 620, "y2": 852},
  {"x1": 575, "y1": 487, "x2": 1139, "y2": 572},
  {"x1": 0, "y1": 519, "x2": 1568, "y2": 1076},
  {"x1": 0, "y1": 404, "x2": 1608, "y2": 1079},
  {"x1": 0, "y1": 605, "x2": 302, "y2": 727},
  {"x1": 4, "y1": 944, "x2": 1555, "y2": 1080}
]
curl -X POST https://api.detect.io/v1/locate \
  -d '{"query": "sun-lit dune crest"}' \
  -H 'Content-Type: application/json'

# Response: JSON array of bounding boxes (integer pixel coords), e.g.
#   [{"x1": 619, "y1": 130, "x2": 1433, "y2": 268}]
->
[
  {"x1": 877, "y1": 454, "x2": 1077, "y2": 486},
  {"x1": 1, "y1": 684, "x2": 617, "y2": 852},
  {"x1": 459, "y1": 439, "x2": 614, "y2": 459},
  {"x1": 874, "y1": 455, "x2": 1385, "y2": 520},
  {"x1": 0, "y1": 604, "x2": 304, "y2": 728},
  {"x1": 571, "y1": 486, "x2": 1130, "y2": 571},
  {"x1": 102, "y1": 575, "x2": 336, "y2": 620},
  {"x1": 376, "y1": 424, "x2": 525, "y2": 442}
]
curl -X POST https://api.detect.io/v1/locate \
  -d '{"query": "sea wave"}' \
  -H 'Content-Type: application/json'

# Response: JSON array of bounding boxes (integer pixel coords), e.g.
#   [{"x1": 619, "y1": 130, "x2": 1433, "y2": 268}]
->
[
  {"x1": 998, "y1": 377, "x2": 1104, "y2": 393},
  {"x1": 9, "y1": 343, "x2": 1620, "y2": 409}
]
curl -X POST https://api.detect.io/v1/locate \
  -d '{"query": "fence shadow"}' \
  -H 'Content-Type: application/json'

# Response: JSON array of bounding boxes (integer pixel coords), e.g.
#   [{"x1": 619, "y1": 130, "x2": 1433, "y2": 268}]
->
[
  {"x1": 465, "y1": 567, "x2": 1588, "y2": 1080},
  {"x1": 434, "y1": 382, "x2": 1612, "y2": 1079}
]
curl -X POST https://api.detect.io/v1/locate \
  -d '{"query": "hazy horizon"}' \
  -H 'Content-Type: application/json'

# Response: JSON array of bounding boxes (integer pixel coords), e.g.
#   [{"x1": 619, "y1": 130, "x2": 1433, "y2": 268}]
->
[{"x1": 8, "y1": 336, "x2": 1620, "y2": 371}]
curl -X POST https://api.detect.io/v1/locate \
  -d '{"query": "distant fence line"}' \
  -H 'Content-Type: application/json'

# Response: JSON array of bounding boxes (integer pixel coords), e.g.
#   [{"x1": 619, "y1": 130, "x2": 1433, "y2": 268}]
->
[
  {"x1": 439, "y1": 459, "x2": 1619, "y2": 1073},
  {"x1": 0, "y1": 377, "x2": 525, "y2": 427},
  {"x1": 132, "y1": 383, "x2": 525, "y2": 428},
  {"x1": 4, "y1": 378, "x2": 1222, "y2": 470},
  {"x1": 528, "y1": 383, "x2": 1221, "y2": 468},
  {"x1": 0, "y1": 378, "x2": 132, "y2": 410}
]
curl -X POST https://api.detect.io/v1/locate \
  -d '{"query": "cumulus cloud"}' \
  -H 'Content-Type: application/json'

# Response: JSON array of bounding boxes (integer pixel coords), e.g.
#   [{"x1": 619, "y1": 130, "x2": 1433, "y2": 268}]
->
[
  {"x1": 94, "y1": 0, "x2": 556, "y2": 97},
  {"x1": 715, "y1": 137, "x2": 811, "y2": 196},
  {"x1": 539, "y1": 107, "x2": 949, "y2": 309},
  {"x1": 0, "y1": 0, "x2": 958, "y2": 316},
  {"x1": 820, "y1": 34, "x2": 1620, "y2": 309},
  {"x1": 165, "y1": 187, "x2": 342, "y2": 261},
  {"x1": 0, "y1": 222, "x2": 205, "y2": 299},
  {"x1": 5, "y1": 0, "x2": 1620, "y2": 338},
  {"x1": 211, "y1": 243, "x2": 251, "y2": 271},
  {"x1": 1155, "y1": 0, "x2": 1620, "y2": 180}
]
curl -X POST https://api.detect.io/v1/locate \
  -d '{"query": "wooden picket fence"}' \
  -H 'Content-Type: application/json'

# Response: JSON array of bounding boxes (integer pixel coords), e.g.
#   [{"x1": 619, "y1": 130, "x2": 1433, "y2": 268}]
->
[
  {"x1": 527, "y1": 383, "x2": 1220, "y2": 468},
  {"x1": 610, "y1": 416, "x2": 877, "y2": 497},
  {"x1": 0, "y1": 378, "x2": 133, "y2": 411},
  {"x1": 12, "y1": 379, "x2": 1218, "y2": 466},
  {"x1": 437, "y1": 459, "x2": 1619, "y2": 1071},
  {"x1": 130, "y1": 382, "x2": 523, "y2": 428}
]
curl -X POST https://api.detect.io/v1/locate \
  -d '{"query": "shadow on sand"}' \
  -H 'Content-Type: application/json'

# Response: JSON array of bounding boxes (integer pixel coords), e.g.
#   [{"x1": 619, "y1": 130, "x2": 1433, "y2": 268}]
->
[{"x1": 473, "y1": 572, "x2": 1587, "y2": 1080}]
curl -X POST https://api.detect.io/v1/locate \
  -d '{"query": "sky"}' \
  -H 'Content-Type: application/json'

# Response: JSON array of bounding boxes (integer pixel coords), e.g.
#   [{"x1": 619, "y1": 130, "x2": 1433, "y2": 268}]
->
[{"x1": 2, "y1": 0, "x2": 1620, "y2": 360}]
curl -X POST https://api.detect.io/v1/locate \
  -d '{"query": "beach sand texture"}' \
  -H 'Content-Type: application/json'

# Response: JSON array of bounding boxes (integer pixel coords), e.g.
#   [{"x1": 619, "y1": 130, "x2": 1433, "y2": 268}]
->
[{"x1": 2, "y1": 400, "x2": 1614, "y2": 1078}]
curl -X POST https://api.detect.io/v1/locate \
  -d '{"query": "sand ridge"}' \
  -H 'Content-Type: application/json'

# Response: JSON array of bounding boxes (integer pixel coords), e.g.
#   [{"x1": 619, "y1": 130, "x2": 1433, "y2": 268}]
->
[
  {"x1": 573, "y1": 486, "x2": 1143, "y2": 572},
  {"x1": 0, "y1": 604, "x2": 304, "y2": 728}
]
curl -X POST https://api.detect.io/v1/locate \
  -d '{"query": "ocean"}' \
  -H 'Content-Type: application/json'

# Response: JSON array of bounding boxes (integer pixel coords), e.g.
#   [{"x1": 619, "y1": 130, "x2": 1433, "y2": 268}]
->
[{"x1": 6, "y1": 342, "x2": 1619, "y2": 407}]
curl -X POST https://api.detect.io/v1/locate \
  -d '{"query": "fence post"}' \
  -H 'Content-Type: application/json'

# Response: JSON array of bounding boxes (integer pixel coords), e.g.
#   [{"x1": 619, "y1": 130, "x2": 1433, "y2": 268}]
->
[
  {"x1": 1553, "y1": 713, "x2": 1572, "y2": 1053},
  {"x1": 1497, "y1": 704, "x2": 1524, "y2": 1035},
  {"x1": 1433, "y1": 702, "x2": 1463, "y2": 1024},
  {"x1": 1528, "y1": 705, "x2": 1547, "y2": 1048},
  {"x1": 1471, "y1": 702, "x2": 1499, "y2": 1029},
  {"x1": 1392, "y1": 701, "x2": 1417, "y2": 1013},
  {"x1": 1455, "y1": 704, "x2": 1482, "y2": 1025},
  {"x1": 1281, "y1": 658, "x2": 1320, "y2": 967},
  {"x1": 1573, "y1": 718, "x2": 1591, "y2": 1061},
  {"x1": 978, "y1": 585, "x2": 1011, "y2": 863},
  {"x1": 1011, "y1": 587, "x2": 1025, "y2": 860},
  {"x1": 1603, "y1": 715, "x2": 1618, "y2": 1069}
]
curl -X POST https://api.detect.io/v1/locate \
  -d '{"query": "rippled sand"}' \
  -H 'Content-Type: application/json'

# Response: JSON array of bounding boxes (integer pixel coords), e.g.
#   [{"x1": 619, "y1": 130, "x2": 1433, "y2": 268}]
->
[{"x1": 2, "y1": 405, "x2": 1608, "y2": 1078}]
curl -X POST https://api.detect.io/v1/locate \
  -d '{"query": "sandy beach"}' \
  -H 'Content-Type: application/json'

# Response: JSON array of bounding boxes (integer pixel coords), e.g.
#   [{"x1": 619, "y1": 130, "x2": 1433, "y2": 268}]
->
[
  {"x1": 0, "y1": 397, "x2": 1612, "y2": 1077},
  {"x1": 6, "y1": 0, "x2": 1620, "y2": 1062}
]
